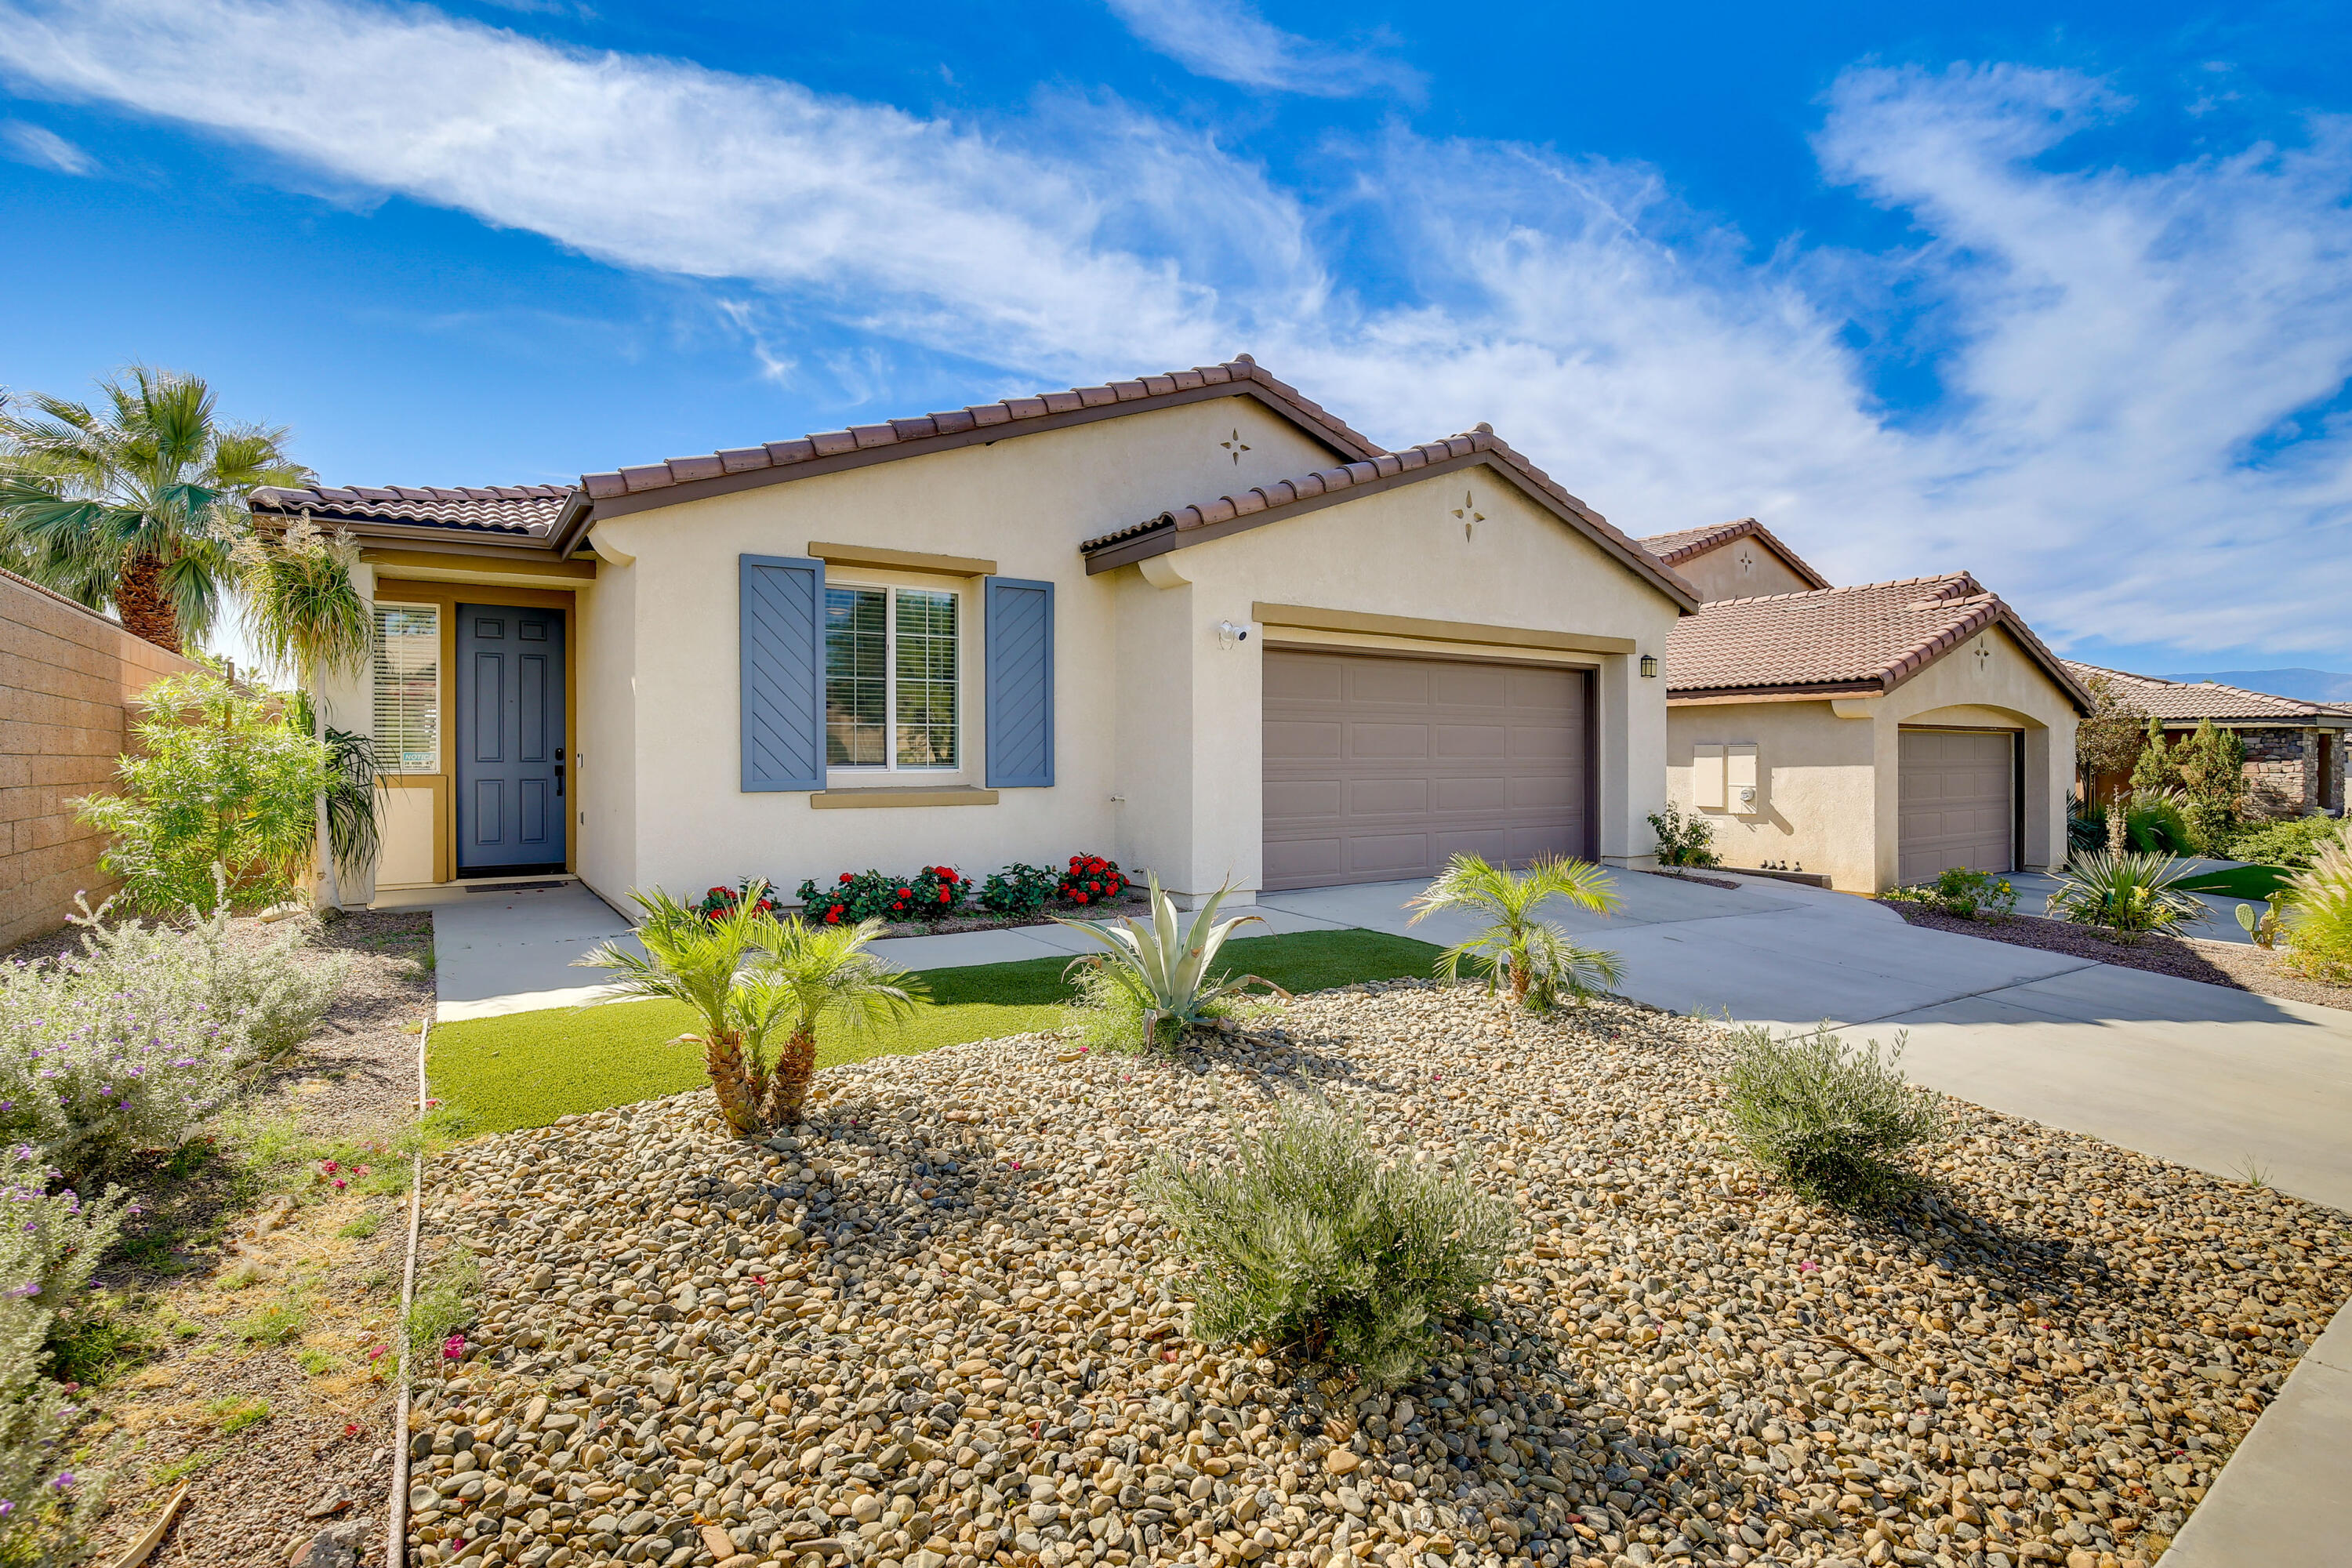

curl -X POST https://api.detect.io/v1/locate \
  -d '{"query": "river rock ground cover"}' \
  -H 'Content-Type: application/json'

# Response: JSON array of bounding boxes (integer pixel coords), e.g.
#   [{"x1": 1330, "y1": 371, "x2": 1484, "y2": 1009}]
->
[{"x1": 408, "y1": 982, "x2": 2352, "y2": 1568}]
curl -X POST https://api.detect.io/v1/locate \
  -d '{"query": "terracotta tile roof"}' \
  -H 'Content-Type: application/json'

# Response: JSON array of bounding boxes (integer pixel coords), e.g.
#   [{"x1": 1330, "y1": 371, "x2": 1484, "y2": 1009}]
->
[
  {"x1": 2062, "y1": 662, "x2": 2352, "y2": 726},
  {"x1": 1667, "y1": 572, "x2": 2091, "y2": 709},
  {"x1": 1081, "y1": 426, "x2": 1700, "y2": 611},
  {"x1": 1639, "y1": 517, "x2": 1830, "y2": 590},
  {"x1": 248, "y1": 484, "x2": 571, "y2": 537},
  {"x1": 573, "y1": 355, "x2": 1379, "y2": 509}
]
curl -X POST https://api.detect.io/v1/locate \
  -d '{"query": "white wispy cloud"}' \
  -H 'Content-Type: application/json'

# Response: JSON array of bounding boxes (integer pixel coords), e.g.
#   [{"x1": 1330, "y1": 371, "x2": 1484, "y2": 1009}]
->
[
  {"x1": 1102, "y1": 0, "x2": 1419, "y2": 98},
  {"x1": 2, "y1": 0, "x2": 2348, "y2": 658},
  {"x1": 2, "y1": 118, "x2": 96, "y2": 172}
]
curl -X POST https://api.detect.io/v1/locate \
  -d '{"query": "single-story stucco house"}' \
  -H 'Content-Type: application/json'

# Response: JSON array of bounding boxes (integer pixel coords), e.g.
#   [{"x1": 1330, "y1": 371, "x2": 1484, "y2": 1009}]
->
[
  {"x1": 1644, "y1": 523, "x2": 2089, "y2": 892},
  {"x1": 2062, "y1": 662, "x2": 2349, "y2": 818},
  {"x1": 256, "y1": 357, "x2": 1700, "y2": 912}
]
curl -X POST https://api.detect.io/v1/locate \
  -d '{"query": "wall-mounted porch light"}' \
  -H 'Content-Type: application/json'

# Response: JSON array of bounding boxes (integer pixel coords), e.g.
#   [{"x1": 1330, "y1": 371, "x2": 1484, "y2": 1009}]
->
[{"x1": 1639, "y1": 654, "x2": 1659, "y2": 678}]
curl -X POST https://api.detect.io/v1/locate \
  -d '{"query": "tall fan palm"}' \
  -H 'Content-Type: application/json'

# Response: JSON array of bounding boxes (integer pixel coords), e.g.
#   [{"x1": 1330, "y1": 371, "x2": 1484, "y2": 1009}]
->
[
  {"x1": 0, "y1": 368, "x2": 310, "y2": 652},
  {"x1": 1407, "y1": 853, "x2": 1625, "y2": 1009}
]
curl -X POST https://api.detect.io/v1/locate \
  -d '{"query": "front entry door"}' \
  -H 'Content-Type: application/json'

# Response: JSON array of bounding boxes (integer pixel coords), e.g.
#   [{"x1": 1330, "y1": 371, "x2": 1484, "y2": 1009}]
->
[{"x1": 456, "y1": 603, "x2": 566, "y2": 875}]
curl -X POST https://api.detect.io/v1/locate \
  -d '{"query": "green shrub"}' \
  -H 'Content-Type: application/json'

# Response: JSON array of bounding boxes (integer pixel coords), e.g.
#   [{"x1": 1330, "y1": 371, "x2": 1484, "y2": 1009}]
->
[
  {"x1": 2045, "y1": 849, "x2": 2206, "y2": 942},
  {"x1": 975, "y1": 863, "x2": 1058, "y2": 918},
  {"x1": 0, "y1": 1156, "x2": 127, "y2": 1560},
  {"x1": 793, "y1": 867, "x2": 967, "y2": 924},
  {"x1": 2122, "y1": 790, "x2": 2195, "y2": 855},
  {"x1": 2221, "y1": 815, "x2": 2343, "y2": 870},
  {"x1": 1648, "y1": 800, "x2": 1720, "y2": 869},
  {"x1": 1720, "y1": 1024, "x2": 1946, "y2": 1208},
  {"x1": 2278, "y1": 825, "x2": 2352, "y2": 985},
  {"x1": 60, "y1": 891, "x2": 346, "y2": 1067},
  {"x1": 71, "y1": 670, "x2": 332, "y2": 915},
  {"x1": 1893, "y1": 867, "x2": 2016, "y2": 920},
  {"x1": 1142, "y1": 1099, "x2": 1514, "y2": 1388}
]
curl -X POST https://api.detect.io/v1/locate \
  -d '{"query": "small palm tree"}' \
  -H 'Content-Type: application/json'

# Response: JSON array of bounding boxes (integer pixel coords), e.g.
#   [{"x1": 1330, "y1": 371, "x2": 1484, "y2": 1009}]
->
[
  {"x1": 0, "y1": 367, "x2": 309, "y2": 653},
  {"x1": 575, "y1": 882, "x2": 924, "y2": 1134},
  {"x1": 576, "y1": 885, "x2": 798, "y2": 1134},
  {"x1": 1408, "y1": 853, "x2": 1625, "y2": 1009},
  {"x1": 757, "y1": 915, "x2": 926, "y2": 1126}
]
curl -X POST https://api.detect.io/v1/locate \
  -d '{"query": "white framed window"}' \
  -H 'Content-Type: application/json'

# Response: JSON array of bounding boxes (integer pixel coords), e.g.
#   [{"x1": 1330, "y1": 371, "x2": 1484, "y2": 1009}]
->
[
  {"x1": 372, "y1": 603, "x2": 441, "y2": 774},
  {"x1": 824, "y1": 585, "x2": 959, "y2": 770}
]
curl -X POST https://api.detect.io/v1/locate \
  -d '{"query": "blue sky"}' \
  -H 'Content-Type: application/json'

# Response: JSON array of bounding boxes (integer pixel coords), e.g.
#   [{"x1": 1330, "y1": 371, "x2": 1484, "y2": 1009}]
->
[{"x1": 2, "y1": 0, "x2": 2349, "y2": 675}]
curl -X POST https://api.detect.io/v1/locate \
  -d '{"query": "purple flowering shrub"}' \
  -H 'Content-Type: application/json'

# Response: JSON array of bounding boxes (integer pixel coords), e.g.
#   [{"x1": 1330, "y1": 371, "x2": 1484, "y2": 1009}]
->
[{"x1": 0, "y1": 1151, "x2": 125, "y2": 1552}]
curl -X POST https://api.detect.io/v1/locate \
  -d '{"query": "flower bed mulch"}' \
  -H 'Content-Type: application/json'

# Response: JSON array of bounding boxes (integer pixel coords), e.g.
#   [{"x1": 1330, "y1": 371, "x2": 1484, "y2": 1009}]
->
[{"x1": 1878, "y1": 902, "x2": 2352, "y2": 1014}]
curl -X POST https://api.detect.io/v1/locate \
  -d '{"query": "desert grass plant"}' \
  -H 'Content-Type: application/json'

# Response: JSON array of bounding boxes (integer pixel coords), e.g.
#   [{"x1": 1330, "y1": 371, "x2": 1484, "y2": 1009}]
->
[
  {"x1": 1142, "y1": 1098, "x2": 1514, "y2": 1388},
  {"x1": 71, "y1": 670, "x2": 332, "y2": 914},
  {"x1": 576, "y1": 884, "x2": 923, "y2": 1132},
  {"x1": 2045, "y1": 849, "x2": 2206, "y2": 943},
  {"x1": 1407, "y1": 853, "x2": 1624, "y2": 1009},
  {"x1": 1057, "y1": 877, "x2": 1287, "y2": 1053},
  {"x1": 1721, "y1": 1024, "x2": 1947, "y2": 1208},
  {"x1": 2277, "y1": 823, "x2": 2352, "y2": 985}
]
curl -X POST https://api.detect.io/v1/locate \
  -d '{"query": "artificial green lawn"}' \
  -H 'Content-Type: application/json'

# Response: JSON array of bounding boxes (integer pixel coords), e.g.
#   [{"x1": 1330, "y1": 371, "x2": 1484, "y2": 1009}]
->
[
  {"x1": 2172, "y1": 864, "x2": 2294, "y2": 900},
  {"x1": 427, "y1": 927, "x2": 1445, "y2": 1134}
]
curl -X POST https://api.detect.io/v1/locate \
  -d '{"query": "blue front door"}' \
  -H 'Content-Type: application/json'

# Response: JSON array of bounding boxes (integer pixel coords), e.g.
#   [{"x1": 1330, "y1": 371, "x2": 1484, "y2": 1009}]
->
[{"x1": 456, "y1": 603, "x2": 566, "y2": 874}]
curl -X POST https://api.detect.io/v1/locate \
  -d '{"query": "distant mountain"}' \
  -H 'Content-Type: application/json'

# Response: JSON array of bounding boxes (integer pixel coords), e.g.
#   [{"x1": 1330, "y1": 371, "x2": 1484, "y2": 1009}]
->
[{"x1": 2164, "y1": 668, "x2": 2352, "y2": 702}]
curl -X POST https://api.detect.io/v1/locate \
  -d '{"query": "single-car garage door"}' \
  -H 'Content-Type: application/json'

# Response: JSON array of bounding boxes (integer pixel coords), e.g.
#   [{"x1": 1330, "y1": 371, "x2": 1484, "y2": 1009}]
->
[
  {"x1": 1262, "y1": 649, "x2": 1592, "y2": 891},
  {"x1": 1898, "y1": 728, "x2": 2015, "y2": 884}
]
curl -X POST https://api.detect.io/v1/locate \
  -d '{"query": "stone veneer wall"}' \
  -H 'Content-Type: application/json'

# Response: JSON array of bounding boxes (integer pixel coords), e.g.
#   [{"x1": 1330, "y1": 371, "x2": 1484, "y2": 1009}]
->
[
  {"x1": 0, "y1": 570, "x2": 203, "y2": 949},
  {"x1": 2238, "y1": 728, "x2": 2321, "y2": 817}
]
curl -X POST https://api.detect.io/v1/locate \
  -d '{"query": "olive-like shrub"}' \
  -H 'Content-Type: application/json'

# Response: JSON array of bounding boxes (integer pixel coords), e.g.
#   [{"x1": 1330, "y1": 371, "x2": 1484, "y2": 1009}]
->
[
  {"x1": 1720, "y1": 1023, "x2": 1947, "y2": 1208},
  {"x1": 1143, "y1": 1099, "x2": 1514, "y2": 1388}
]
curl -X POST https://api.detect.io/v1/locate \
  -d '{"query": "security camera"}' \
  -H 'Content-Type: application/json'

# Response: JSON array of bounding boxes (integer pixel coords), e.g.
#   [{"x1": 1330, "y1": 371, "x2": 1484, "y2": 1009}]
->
[{"x1": 1216, "y1": 620, "x2": 1250, "y2": 648}]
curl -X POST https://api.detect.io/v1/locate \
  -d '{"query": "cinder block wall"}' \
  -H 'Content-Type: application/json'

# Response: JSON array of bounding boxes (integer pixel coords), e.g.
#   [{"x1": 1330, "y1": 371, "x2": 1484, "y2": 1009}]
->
[{"x1": 0, "y1": 570, "x2": 203, "y2": 949}]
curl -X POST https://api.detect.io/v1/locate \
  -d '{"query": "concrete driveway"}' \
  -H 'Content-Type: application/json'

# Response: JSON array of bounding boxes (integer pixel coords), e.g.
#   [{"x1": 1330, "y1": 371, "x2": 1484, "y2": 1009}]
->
[{"x1": 1261, "y1": 869, "x2": 2352, "y2": 1214}]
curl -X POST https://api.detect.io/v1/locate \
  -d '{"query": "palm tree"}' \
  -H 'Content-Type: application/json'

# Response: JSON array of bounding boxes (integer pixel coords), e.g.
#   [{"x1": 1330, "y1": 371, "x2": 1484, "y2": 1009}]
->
[
  {"x1": 576, "y1": 887, "x2": 798, "y2": 1134},
  {"x1": 0, "y1": 367, "x2": 309, "y2": 653},
  {"x1": 575, "y1": 883, "x2": 924, "y2": 1134},
  {"x1": 760, "y1": 913, "x2": 924, "y2": 1126},
  {"x1": 1407, "y1": 853, "x2": 1626, "y2": 1009}
]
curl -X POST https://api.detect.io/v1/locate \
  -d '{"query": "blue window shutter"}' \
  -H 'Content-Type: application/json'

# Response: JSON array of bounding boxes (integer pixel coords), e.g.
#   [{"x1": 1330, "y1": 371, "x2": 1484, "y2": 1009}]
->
[
  {"x1": 985, "y1": 576, "x2": 1054, "y2": 789},
  {"x1": 740, "y1": 555, "x2": 825, "y2": 792}
]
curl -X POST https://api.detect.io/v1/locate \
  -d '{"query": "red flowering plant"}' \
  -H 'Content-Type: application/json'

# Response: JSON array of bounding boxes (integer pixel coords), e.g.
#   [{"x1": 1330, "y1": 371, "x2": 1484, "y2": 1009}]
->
[
  {"x1": 692, "y1": 880, "x2": 780, "y2": 923},
  {"x1": 793, "y1": 866, "x2": 967, "y2": 924},
  {"x1": 1057, "y1": 854, "x2": 1129, "y2": 906}
]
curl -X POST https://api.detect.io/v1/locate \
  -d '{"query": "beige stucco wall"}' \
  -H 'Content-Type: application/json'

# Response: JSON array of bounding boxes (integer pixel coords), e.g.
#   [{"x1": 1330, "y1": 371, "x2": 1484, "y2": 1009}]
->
[
  {"x1": 1668, "y1": 536, "x2": 1819, "y2": 602},
  {"x1": 579, "y1": 395, "x2": 1345, "y2": 904},
  {"x1": 1665, "y1": 623, "x2": 2081, "y2": 892},
  {"x1": 571, "y1": 397, "x2": 1681, "y2": 906}
]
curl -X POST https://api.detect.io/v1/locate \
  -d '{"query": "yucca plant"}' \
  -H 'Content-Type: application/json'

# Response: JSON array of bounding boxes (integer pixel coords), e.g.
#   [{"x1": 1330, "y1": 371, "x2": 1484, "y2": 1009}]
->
[
  {"x1": 1406, "y1": 852, "x2": 1624, "y2": 1008},
  {"x1": 2277, "y1": 824, "x2": 2352, "y2": 984},
  {"x1": 578, "y1": 884, "x2": 924, "y2": 1133},
  {"x1": 2044, "y1": 849, "x2": 2205, "y2": 943},
  {"x1": 1055, "y1": 875, "x2": 1287, "y2": 1051}
]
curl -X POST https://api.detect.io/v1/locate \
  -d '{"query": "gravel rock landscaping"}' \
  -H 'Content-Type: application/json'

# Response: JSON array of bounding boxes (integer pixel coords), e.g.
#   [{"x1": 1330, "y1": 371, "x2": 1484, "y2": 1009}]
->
[
  {"x1": 409, "y1": 983, "x2": 2352, "y2": 1568},
  {"x1": 1878, "y1": 904, "x2": 2352, "y2": 1014}
]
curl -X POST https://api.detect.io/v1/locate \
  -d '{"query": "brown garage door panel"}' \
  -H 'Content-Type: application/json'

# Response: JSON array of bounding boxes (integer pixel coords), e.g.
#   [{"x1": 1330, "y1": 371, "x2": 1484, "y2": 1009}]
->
[
  {"x1": 1262, "y1": 648, "x2": 1593, "y2": 891},
  {"x1": 1897, "y1": 728, "x2": 2015, "y2": 884}
]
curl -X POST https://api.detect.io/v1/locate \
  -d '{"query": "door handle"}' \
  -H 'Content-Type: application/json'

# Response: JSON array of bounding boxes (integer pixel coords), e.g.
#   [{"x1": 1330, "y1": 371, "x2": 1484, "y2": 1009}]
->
[{"x1": 555, "y1": 766, "x2": 565, "y2": 797}]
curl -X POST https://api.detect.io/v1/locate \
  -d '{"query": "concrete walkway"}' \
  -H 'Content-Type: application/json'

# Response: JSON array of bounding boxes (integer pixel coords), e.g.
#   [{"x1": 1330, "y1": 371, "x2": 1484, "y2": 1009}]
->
[{"x1": 379, "y1": 880, "x2": 641, "y2": 1022}]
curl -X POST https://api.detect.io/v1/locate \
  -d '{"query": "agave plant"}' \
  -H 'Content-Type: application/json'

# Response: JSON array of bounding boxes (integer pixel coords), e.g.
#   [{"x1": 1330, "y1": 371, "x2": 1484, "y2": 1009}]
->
[
  {"x1": 1055, "y1": 875, "x2": 1287, "y2": 1051},
  {"x1": 1406, "y1": 853, "x2": 1624, "y2": 1008},
  {"x1": 2044, "y1": 849, "x2": 2205, "y2": 943},
  {"x1": 575, "y1": 882, "x2": 924, "y2": 1133}
]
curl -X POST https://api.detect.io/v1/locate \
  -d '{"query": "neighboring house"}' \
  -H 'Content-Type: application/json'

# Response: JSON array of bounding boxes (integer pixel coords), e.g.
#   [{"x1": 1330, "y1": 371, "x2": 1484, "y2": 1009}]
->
[
  {"x1": 1641, "y1": 517, "x2": 1830, "y2": 602},
  {"x1": 2063, "y1": 662, "x2": 2349, "y2": 817},
  {"x1": 1644, "y1": 527, "x2": 2089, "y2": 891},
  {"x1": 259, "y1": 357, "x2": 1697, "y2": 910}
]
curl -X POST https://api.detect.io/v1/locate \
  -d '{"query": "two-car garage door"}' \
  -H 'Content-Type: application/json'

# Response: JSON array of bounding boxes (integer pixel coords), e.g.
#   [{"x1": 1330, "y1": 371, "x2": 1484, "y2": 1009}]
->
[
  {"x1": 1261, "y1": 649, "x2": 1593, "y2": 891},
  {"x1": 1897, "y1": 728, "x2": 2016, "y2": 884}
]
